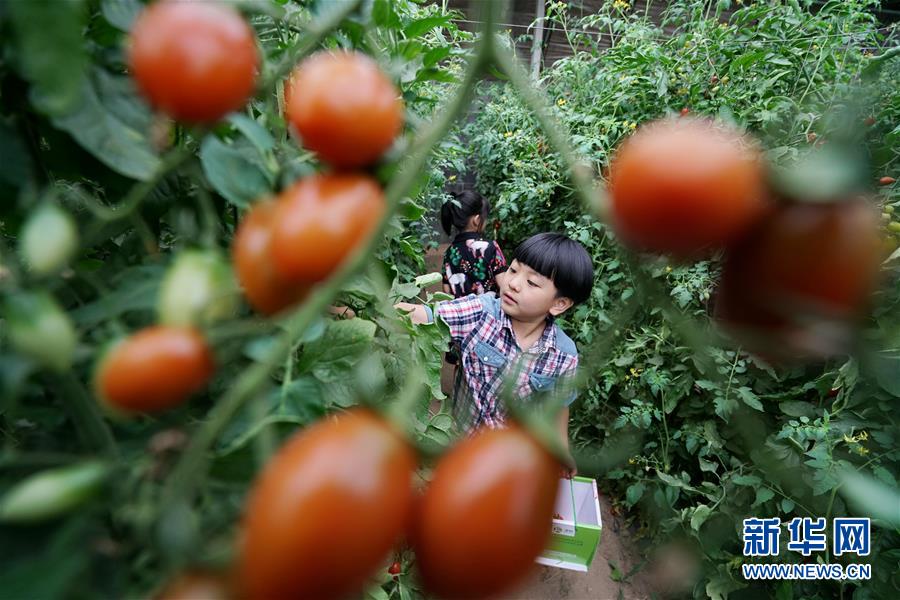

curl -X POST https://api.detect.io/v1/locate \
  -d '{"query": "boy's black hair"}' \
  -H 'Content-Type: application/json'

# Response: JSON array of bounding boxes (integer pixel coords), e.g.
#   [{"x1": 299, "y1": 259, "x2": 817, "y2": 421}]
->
[
  {"x1": 512, "y1": 232, "x2": 594, "y2": 305},
  {"x1": 440, "y1": 190, "x2": 490, "y2": 236}
]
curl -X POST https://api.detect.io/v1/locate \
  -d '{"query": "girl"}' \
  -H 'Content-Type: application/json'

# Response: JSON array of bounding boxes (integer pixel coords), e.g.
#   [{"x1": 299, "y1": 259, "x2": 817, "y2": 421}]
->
[{"x1": 440, "y1": 190, "x2": 506, "y2": 298}]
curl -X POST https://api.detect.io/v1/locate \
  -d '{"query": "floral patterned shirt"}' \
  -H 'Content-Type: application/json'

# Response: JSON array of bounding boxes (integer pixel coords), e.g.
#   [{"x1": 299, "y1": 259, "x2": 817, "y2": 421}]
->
[{"x1": 442, "y1": 232, "x2": 507, "y2": 298}]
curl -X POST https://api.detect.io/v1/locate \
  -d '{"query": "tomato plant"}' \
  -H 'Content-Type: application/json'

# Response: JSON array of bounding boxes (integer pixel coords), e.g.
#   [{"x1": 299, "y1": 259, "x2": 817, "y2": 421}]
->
[
  {"x1": 95, "y1": 326, "x2": 215, "y2": 414},
  {"x1": 239, "y1": 409, "x2": 416, "y2": 600},
  {"x1": 608, "y1": 117, "x2": 768, "y2": 258},
  {"x1": 129, "y1": 0, "x2": 259, "y2": 123},
  {"x1": 285, "y1": 51, "x2": 403, "y2": 168},
  {"x1": 271, "y1": 173, "x2": 386, "y2": 283},
  {"x1": 413, "y1": 425, "x2": 559, "y2": 599}
]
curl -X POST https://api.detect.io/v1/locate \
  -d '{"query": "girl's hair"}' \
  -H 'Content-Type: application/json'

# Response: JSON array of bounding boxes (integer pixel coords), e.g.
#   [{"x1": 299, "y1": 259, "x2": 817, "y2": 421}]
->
[{"x1": 440, "y1": 190, "x2": 490, "y2": 236}]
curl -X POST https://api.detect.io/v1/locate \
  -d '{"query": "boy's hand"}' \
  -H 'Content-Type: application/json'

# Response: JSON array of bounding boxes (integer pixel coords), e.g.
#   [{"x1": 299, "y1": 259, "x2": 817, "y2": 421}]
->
[
  {"x1": 560, "y1": 461, "x2": 578, "y2": 480},
  {"x1": 394, "y1": 302, "x2": 429, "y2": 325}
]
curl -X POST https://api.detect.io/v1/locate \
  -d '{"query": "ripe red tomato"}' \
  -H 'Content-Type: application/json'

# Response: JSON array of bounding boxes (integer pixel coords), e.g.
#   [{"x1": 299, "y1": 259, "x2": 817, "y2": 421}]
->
[
  {"x1": 413, "y1": 424, "x2": 559, "y2": 599},
  {"x1": 96, "y1": 326, "x2": 214, "y2": 413},
  {"x1": 388, "y1": 561, "x2": 402, "y2": 575},
  {"x1": 271, "y1": 173, "x2": 385, "y2": 283},
  {"x1": 608, "y1": 118, "x2": 768, "y2": 257},
  {"x1": 680, "y1": 107, "x2": 690, "y2": 116},
  {"x1": 156, "y1": 571, "x2": 232, "y2": 600},
  {"x1": 880, "y1": 176, "x2": 896, "y2": 186},
  {"x1": 715, "y1": 199, "x2": 881, "y2": 361},
  {"x1": 129, "y1": 0, "x2": 259, "y2": 123},
  {"x1": 240, "y1": 409, "x2": 416, "y2": 600},
  {"x1": 232, "y1": 201, "x2": 310, "y2": 315},
  {"x1": 285, "y1": 51, "x2": 403, "y2": 168}
]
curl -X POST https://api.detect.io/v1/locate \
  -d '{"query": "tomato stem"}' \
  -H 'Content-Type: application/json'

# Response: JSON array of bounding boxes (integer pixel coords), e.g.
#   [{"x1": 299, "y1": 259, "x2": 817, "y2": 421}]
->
[
  {"x1": 70, "y1": 145, "x2": 193, "y2": 223},
  {"x1": 56, "y1": 373, "x2": 118, "y2": 457},
  {"x1": 260, "y1": 0, "x2": 364, "y2": 92}
]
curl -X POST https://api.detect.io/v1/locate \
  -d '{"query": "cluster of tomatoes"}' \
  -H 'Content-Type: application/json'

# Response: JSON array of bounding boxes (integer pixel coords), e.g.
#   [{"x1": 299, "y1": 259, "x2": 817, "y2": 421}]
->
[
  {"x1": 238, "y1": 409, "x2": 561, "y2": 600},
  {"x1": 97, "y1": 1, "x2": 403, "y2": 416},
  {"x1": 156, "y1": 412, "x2": 561, "y2": 600},
  {"x1": 608, "y1": 117, "x2": 884, "y2": 361}
]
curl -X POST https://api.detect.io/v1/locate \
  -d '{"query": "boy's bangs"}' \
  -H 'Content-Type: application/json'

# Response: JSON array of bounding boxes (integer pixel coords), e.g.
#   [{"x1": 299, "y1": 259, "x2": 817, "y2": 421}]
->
[{"x1": 512, "y1": 233, "x2": 594, "y2": 305}]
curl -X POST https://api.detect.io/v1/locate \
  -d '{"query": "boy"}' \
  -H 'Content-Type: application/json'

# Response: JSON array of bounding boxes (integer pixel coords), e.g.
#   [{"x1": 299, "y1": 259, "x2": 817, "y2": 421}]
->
[{"x1": 396, "y1": 232, "x2": 594, "y2": 469}]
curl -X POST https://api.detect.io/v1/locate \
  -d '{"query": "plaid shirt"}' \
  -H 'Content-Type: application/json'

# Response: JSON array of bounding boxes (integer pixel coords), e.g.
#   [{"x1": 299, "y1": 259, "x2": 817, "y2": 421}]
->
[{"x1": 426, "y1": 293, "x2": 579, "y2": 433}]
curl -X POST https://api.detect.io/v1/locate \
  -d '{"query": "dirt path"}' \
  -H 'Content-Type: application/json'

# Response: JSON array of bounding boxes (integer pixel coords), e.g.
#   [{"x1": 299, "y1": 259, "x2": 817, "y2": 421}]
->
[{"x1": 500, "y1": 498, "x2": 656, "y2": 600}]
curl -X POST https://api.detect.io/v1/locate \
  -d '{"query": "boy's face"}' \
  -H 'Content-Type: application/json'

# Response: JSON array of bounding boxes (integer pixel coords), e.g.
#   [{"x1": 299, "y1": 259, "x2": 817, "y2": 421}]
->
[{"x1": 498, "y1": 260, "x2": 574, "y2": 321}]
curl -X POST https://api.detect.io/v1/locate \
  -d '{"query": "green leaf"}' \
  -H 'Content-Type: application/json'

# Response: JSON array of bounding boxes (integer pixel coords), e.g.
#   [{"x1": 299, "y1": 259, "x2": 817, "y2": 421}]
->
[
  {"x1": 415, "y1": 68, "x2": 458, "y2": 84},
  {"x1": 625, "y1": 482, "x2": 645, "y2": 507},
  {"x1": 423, "y1": 422, "x2": 451, "y2": 445},
  {"x1": 70, "y1": 265, "x2": 164, "y2": 327},
  {"x1": 691, "y1": 504, "x2": 712, "y2": 531},
  {"x1": 608, "y1": 560, "x2": 623, "y2": 582},
  {"x1": 404, "y1": 15, "x2": 453, "y2": 39},
  {"x1": 297, "y1": 319, "x2": 377, "y2": 382},
  {"x1": 732, "y1": 474, "x2": 762, "y2": 487},
  {"x1": 873, "y1": 466, "x2": 897, "y2": 487},
  {"x1": 200, "y1": 136, "x2": 274, "y2": 208},
  {"x1": 698, "y1": 457, "x2": 717, "y2": 473},
  {"x1": 372, "y1": 0, "x2": 400, "y2": 28},
  {"x1": 398, "y1": 197, "x2": 427, "y2": 220},
  {"x1": 366, "y1": 583, "x2": 390, "y2": 600},
  {"x1": 781, "y1": 498, "x2": 795, "y2": 513},
  {"x1": 429, "y1": 413, "x2": 454, "y2": 432},
  {"x1": 767, "y1": 56, "x2": 793, "y2": 66},
  {"x1": 868, "y1": 351, "x2": 900, "y2": 397},
  {"x1": 714, "y1": 393, "x2": 738, "y2": 420},
  {"x1": 9, "y1": 0, "x2": 88, "y2": 117},
  {"x1": 779, "y1": 401, "x2": 816, "y2": 418},
  {"x1": 657, "y1": 471, "x2": 692, "y2": 491},
  {"x1": 51, "y1": 71, "x2": 161, "y2": 181},
  {"x1": 423, "y1": 46, "x2": 452, "y2": 68},
  {"x1": 227, "y1": 113, "x2": 276, "y2": 155},
  {"x1": 100, "y1": 0, "x2": 142, "y2": 31},
  {"x1": 414, "y1": 273, "x2": 442, "y2": 288},
  {"x1": 736, "y1": 387, "x2": 763, "y2": 411},
  {"x1": 706, "y1": 567, "x2": 744, "y2": 600},
  {"x1": 392, "y1": 282, "x2": 421, "y2": 300},
  {"x1": 752, "y1": 487, "x2": 775, "y2": 507}
]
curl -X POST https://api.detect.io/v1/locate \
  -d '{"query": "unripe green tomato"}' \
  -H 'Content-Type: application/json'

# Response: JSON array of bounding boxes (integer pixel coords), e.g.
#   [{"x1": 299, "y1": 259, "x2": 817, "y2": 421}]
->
[
  {"x1": 157, "y1": 250, "x2": 237, "y2": 326},
  {"x1": 4, "y1": 291, "x2": 77, "y2": 372},
  {"x1": 19, "y1": 203, "x2": 78, "y2": 275},
  {"x1": 0, "y1": 461, "x2": 109, "y2": 523}
]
